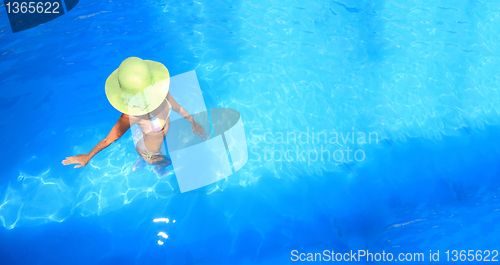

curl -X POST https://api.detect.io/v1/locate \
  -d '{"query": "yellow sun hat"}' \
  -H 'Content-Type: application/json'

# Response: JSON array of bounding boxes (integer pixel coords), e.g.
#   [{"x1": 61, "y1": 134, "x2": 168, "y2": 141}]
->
[{"x1": 105, "y1": 57, "x2": 170, "y2": 115}]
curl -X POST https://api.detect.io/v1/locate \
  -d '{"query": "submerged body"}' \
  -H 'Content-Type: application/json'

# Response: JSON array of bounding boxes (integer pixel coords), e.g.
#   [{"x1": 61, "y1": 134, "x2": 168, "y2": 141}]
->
[
  {"x1": 62, "y1": 92, "x2": 206, "y2": 175},
  {"x1": 130, "y1": 97, "x2": 175, "y2": 175}
]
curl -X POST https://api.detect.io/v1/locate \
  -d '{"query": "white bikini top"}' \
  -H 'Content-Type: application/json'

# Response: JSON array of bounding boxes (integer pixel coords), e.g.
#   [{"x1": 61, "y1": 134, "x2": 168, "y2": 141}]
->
[{"x1": 147, "y1": 101, "x2": 172, "y2": 133}]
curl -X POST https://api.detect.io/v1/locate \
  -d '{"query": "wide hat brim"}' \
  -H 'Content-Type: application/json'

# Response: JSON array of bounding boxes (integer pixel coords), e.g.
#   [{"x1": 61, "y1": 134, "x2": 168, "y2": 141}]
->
[{"x1": 105, "y1": 60, "x2": 170, "y2": 116}]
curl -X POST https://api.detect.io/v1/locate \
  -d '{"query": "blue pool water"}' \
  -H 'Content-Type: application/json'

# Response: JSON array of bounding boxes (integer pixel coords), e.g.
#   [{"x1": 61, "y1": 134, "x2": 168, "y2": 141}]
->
[{"x1": 1, "y1": 0, "x2": 500, "y2": 264}]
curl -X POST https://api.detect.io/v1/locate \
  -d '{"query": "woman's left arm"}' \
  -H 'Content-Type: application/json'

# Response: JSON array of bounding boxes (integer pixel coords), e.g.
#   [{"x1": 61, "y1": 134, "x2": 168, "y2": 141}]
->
[{"x1": 167, "y1": 93, "x2": 207, "y2": 139}]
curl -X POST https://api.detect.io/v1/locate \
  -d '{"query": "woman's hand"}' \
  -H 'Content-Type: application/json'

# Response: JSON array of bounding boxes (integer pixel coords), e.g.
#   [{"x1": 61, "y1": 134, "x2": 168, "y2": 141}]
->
[
  {"x1": 192, "y1": 122, "x2": 207, "y2": 139},
  {"x1": 62, "y1": 154, "x2": 90, "y2": 168}
]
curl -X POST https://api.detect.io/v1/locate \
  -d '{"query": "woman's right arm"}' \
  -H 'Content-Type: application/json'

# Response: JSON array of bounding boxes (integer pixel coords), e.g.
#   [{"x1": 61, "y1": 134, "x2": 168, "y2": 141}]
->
[
  {"x1": 166, "y1": 92, "x2": 207, "y2": 139},
  {"x1": 62, "y1": 114, "x2": 134, "y2": 168}
]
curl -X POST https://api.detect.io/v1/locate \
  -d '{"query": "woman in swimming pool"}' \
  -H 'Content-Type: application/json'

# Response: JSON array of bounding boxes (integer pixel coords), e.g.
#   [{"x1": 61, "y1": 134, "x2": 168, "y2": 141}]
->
[{"x1": 62, "y1": 57, "x2": 206, "y2": 177}]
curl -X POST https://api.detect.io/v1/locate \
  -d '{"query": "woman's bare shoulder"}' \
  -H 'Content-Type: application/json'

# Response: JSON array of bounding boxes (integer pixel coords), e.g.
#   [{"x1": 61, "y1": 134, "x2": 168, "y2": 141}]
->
[
  {"x1": 166, "y1": 93, "x2": 180, "y2": 109},
  {"x1": 121, "y1": 113, "x2": 143, "y2": 124}
]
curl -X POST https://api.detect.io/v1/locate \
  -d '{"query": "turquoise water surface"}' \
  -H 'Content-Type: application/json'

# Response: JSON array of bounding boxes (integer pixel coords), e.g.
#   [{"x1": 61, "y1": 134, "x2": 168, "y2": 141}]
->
[{"x1": 1, "y1": 0, "x2": 500, "y2": 264}]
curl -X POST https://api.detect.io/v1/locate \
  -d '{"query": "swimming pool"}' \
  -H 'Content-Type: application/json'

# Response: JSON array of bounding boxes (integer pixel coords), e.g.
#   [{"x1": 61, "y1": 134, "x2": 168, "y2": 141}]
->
[{"x1": 1, "y1": 0, "x2": 499, "y2": 264}]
